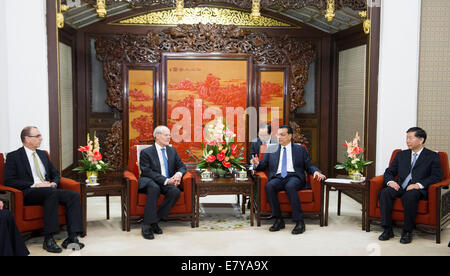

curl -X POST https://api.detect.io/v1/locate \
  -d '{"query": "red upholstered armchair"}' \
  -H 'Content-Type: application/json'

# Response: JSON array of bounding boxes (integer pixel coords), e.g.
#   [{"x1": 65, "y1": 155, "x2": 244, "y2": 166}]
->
[
  {"x1": 0, "y1": 152, "x2": 81, "y2": 234},
  {"x1": 123, "y1": 145, "x2": 194, "y2": 231},
  {"x1": 368, "y1": 149, "x2": 450, "y2": 243},
  {"x1": 253, "y1": 144, "x2": 324, "y2": 227}
]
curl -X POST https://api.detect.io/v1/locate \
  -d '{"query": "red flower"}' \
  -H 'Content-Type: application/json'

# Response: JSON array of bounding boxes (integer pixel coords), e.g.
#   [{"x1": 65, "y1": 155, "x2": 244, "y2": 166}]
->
[
  {"x1": 222, "y1": 160, "x2": 231, "y2": 168},
  {"x1": 217, "y1": 152, "x2": 225, "y2": 161},
  {"x1": 78, "y1": 146, "x2": 90, "y2": 152},
  {"x1": 353, "y1": 146, "x2": 364, "y2": 154},
  {"x1": 230, "y1": 144, "x2": 238, "y2": 156},
  {"x1": 94, "y1": 151, "x2": 103, "y2": 161},
  {"x1": 206, "y1": 155, "x2": 216, "y2": 163}
]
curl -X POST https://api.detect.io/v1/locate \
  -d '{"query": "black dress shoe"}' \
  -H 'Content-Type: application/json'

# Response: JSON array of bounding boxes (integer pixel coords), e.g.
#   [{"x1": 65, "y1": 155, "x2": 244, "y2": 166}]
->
[
  {"x1": 292, "y1": 221, "x2": 305, "y2": 235},
  {"x1": 378, "y1": 228, "x2": 394, "y2": 241},
  {"x1": 43, "y1": 238, "x2": 62, "y2": 253},
  {"x1": 142, "y1": 225, "x2": 154, "y2": 240},
  {"x1": 151, "y1": 223, "x2": 163, "y2": 235},
  {"x1": 400, "y1": 231, "x2": 413, "y2": 244},
  {"x1": 269, "y1": 218, "x2": 285, "y2": 232},
  {"x1": 62, "y1": 236, "x2": 85, "y2": 250}
]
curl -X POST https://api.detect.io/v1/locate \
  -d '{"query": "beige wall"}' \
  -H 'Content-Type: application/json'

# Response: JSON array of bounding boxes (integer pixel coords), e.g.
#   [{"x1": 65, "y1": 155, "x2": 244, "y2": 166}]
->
[
  {"x1": 418, "y1": 0, "x2": 450, "y2": 154},
  {"x1": 337, "y1": 45, "x2": 367, "y2": 163},
  {"x1": 59, "y1": 42, "x2": 74, "y2": 170}
]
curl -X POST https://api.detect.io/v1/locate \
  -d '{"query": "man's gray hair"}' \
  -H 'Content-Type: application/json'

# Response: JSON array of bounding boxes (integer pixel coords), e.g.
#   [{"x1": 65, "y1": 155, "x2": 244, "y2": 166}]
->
[
  {"x1": 21, "y1": 126, "x2": 38, "y2": 143},
  {"x1": 153, "y1": 125, "x2": 170, "y2": 137}
]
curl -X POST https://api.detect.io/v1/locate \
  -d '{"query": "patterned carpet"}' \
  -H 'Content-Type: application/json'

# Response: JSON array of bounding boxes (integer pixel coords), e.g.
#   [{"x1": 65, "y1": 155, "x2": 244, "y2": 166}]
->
[
  {"x1": 24, "y1": 194, "x2": 450, "y2": 256},
  {"x1": 197, "y1": 204, "x2": 251, "y2": 231}
]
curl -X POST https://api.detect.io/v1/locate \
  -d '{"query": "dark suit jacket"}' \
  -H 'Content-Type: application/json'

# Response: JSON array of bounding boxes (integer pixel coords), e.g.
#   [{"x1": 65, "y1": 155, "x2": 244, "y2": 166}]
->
[
  {"x1": 248, "y1": 137, "x2": 277, "y2": 162},
  {"x1": 138, "y1": 145, "x2": 186, "y2": 190},
  {"x1": 383, "y1": 147, "x2": 443, "y2": 190},
  {"x1": 255, "y1": 143, "x2": 320, "y2": 185},
  {"x1": 4, "y1": 147, "x2": 60, "y2": 191}
]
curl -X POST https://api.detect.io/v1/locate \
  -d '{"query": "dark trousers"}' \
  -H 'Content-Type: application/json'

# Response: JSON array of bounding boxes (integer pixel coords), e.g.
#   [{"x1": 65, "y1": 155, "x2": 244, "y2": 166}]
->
[
  {"x1": 265, "y1": 173, "x2": 304, "y2": 222},
  {"x1": 139, "y1": 177, "x2": 181, "y2": 225},
  {"x1": 22, "y1": 188, "x2": 83, "y2": 236},
  {"x1": 378, "y1": 186, "x2": 427, "y2": 232},
  {"x1": 0, "y1": 210, "x2": 30, "y2": 256}
]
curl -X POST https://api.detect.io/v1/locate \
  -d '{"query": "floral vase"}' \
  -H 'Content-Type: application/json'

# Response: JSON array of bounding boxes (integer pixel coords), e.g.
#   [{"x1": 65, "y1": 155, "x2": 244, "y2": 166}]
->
[
  {"x1": 347, "y1": 170, "x2": 362, "y2": 182},
  {"x1": 347, "y1": 169, "x2": 359, "y2": 177},
  {"x1": 86, "y1": 171, "x2": 98, "y2": 185},
  {"x1": 212, "y1": 168, "x2": 227, "y2": 178}
]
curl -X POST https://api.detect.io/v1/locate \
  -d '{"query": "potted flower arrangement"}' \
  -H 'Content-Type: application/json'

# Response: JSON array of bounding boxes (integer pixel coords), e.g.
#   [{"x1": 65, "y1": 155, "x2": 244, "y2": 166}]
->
[
  {"x1": 73, "y1": 132, "x2": 109, "y2": 185},
  {"x1": 334, "y1": 132, "x2": 373, "y2": 176},
  {"x1": 196, "y1": 118, "x2": 245, "y2": 177}
]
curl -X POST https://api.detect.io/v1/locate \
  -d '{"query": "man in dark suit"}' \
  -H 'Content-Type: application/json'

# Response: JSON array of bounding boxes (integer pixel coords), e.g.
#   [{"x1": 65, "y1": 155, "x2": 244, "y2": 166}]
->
[
  {"x1": 0, "y1": 200, "x2": 29, "y2": 256},
  {"x1": 378, "y1": 127, "x2": 443, "y2": 244},
  {"x1": 138, "y1": 125, "x2": 186, "y2": 240},
  {"x1": 4, "y1": 126, "x2": 84, "y2": 253},
  {"x1": 249, "y1": 123, "x2": 277, "y2": 162},
  {"x1": 250, "y1": 125, "x2": 326, "y2": 234}
]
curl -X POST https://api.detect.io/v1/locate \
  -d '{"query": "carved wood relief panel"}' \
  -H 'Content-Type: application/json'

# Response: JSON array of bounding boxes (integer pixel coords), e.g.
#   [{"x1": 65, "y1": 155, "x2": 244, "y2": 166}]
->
[
  {"x1": 81, "y1": 0, "x2": 367, "y2": 11},
  {"x1": 94, "y1": 23, "x2": 315, "y2": 170}
]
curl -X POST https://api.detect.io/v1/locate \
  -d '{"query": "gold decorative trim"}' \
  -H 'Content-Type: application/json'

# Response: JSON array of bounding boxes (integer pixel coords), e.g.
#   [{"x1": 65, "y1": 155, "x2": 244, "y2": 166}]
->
[
  {"x1": 325, "y1": 0, "x2": 335, "y2": 22},
  {"x1": 359, "y1": 11, "x2": 370, "y2": 34},
  {"x1": 113, "y1": 7, "x2": 292, "y2": 27}
]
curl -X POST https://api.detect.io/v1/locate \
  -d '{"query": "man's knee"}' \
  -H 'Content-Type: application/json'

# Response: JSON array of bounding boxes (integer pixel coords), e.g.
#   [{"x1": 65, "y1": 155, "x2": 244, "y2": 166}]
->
[
  {"x1": 167, "y1": 187, "x2": 181, "y2": 199},
  {"x1": 285, "y1": 178, "x2": 301, "y2": 192},
  {"x1": 401, "y1": 190, "x2": 421, "y2": 203},
  {"x1": 378, "y1": 187, "x2": 396, "y2": 200},
  {"x1": 265, "y1": 180, "x2": 280, "y2": 193},
  {"x1": 63, "y1": 190, "x2": 80, "y2": 200}
]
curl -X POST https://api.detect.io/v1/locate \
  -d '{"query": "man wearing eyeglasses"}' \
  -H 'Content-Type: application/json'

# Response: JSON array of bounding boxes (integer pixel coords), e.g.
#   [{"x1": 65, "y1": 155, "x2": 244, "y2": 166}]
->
[{"x1": 4, "y1": 126, "x2": 84, "y2": 253}]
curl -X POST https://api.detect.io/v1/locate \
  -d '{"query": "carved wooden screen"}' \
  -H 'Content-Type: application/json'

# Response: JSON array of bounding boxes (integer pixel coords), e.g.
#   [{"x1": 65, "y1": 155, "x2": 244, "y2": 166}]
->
[
  {"x1": 94, "y1": 24, "x2": 315, "y2": 170},
  {"x1": 127, "y1": 68, "x2": 156, "y2": 149},
  {"x1": 163, "y1": 55, "x2": 251, "y2": 163}
]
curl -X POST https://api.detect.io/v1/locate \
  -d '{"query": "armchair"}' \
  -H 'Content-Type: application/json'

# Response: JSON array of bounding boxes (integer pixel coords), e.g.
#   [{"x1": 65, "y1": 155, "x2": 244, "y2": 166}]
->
[
  {"x1": 0, "y1": 152, "x2": 81, "y2": 234},
  {"x1": 123, "y1": 145, "x2": 194, "y2": 231},
  {"x1": 253, "y1": 144, "x2": 324, "y2": 226},
  {"x1": 368, "y1": 149, "x2": 450, "y2": 243}
]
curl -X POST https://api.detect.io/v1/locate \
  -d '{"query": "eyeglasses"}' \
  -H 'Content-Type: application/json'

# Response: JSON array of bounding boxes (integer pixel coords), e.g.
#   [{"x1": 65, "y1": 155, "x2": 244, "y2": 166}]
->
[{"x1": 27, "y1": 135, "x2": 42, "y2": 138}]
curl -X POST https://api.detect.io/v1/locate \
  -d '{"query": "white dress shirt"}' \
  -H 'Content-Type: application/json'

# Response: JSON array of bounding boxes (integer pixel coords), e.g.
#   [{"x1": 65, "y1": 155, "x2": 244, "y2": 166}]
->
[
  {"x1": 154, "y1": 144, "x2": 182, "y2": 185},
  {"x1": 24, "y1": 146, "x2": 46, "y2": 188},
  {"x1": 276, "y1": 142, "x2": 295, "y2": 175}
]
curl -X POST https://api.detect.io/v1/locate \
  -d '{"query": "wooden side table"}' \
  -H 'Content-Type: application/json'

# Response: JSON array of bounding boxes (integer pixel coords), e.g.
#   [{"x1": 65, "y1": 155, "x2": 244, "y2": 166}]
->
[
  {"x1": 193, "y1": 173, "x2": 257, "y2": 228},
  {"x1": 324, "y1": 177, "x2": 370, "y2": 231},
  {"x1": 79, "y1": 172, "x2": 126, "y2": 237}
]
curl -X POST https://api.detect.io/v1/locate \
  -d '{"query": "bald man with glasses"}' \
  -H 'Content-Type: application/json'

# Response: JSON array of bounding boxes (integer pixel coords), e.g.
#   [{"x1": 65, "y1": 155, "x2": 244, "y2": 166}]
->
[{"x1": 4, "y1": 126, "x2": 84, "y2": 253}]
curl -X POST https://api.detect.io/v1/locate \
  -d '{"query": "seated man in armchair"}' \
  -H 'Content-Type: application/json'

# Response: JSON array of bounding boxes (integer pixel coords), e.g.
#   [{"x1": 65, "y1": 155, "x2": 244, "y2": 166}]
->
[
  {"x1": 378, "y1": 127, "x2": 443, "y2": 244},
  {"x1": 250, "y1": 125, "x2": 326, "y2": 235},
  {"x1": 138, "y1": 126, "x2": 186, "y2": 240},
  {"x1": 0, "y1": 200, "x2": 29, "y2": 256},
  {"x1": 4, "y1": 126, "x2": 84, "y2": 253}
]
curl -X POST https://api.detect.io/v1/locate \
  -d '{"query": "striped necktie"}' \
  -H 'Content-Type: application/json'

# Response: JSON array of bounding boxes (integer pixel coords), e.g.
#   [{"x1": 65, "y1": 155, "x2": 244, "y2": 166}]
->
[
  {"x1": 401, "y1": 153, "x2": 418, "y2": 189},
  {"x1": 160, "y1": 147, "x2": 170, "y2": 177},
  {"x1": 32, "y1": 152, "x2": 45, "y2": 182},
  {"x1": 281, "y1": 147, "x2": 287, "y2": 178}
]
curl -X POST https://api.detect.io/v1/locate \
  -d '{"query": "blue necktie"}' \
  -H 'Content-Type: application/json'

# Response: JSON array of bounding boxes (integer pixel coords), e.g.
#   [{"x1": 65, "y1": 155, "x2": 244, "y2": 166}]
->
[
  {"x1": 160, "y1": 147, "x2": 170, "y2": 177},
  {"x1": 401, "y1": 153, "x2": 418, "y2": 189},
  {"x1": 281, "y1": 147, "x2": 287, "y2": 178}
]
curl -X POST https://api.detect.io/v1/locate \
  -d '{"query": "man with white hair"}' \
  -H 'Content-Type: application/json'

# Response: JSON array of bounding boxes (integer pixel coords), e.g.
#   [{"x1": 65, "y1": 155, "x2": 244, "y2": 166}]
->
[{"x1": 138, "y1": 126, "x2": 186, "y2": 240}]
